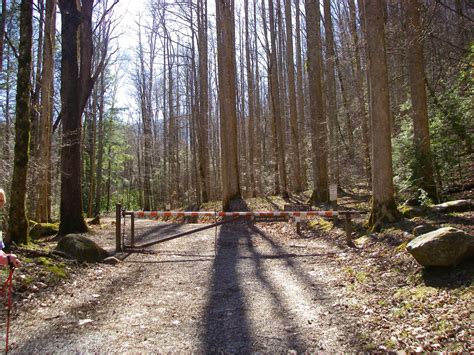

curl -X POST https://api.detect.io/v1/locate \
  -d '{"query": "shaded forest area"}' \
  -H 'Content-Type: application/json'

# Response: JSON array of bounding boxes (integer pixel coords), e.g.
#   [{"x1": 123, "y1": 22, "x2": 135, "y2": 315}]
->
[{"x1": 0, "y1": 0, "x2": 472, "y2": 242}]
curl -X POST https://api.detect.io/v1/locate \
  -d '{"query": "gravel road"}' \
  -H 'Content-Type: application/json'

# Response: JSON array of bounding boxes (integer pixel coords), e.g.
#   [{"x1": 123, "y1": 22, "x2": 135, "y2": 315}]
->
[{"x1": 9, "y1": 220, "x2": 364, "y2": 353}]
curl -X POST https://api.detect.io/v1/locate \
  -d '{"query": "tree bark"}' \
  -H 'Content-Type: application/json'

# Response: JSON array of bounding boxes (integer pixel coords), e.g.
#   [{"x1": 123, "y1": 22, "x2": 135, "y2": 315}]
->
[
  {"x1": 197, "y1": 0, "x2": 211, "y2": 203},
  {"x1": 268, "y1": 0, "x2": 288, "y2": 197},
  {"x1": 216, "y1": 0, "x2": 241, "y2": 210},
  {"x1": 365, "y1": 0, "x2": 400, "y2": 231},
  {"x1": 349, "y1": 0, "x2": 371, "y2": 187},
  {"x1": 57, "y1": 0, "x2": 94, "y2": 236},
  {"x1": 405, "y1": 0, "x2": 438, "y2": 201},
  {"x1": 305, "y1": 0, "x2": 329, "y2": 203},
  {"x1": 295, "y1": 0, "x2": 308, "y2": 190},
  {"x1": 244, "y1": 0, "x2": 257, "y2": 197},
  {"x1": 323, "y1": 0, "x2": 339, "y2": 186},
  {"x1": 285, "y1": 0, "x2": 302, "y2": 192},
  {"x1": 36, "y1": 0, "x2": 56, "y2": 223},
  {"x1": 7, "y1": 0, "x2": 33, "y2": 245}
]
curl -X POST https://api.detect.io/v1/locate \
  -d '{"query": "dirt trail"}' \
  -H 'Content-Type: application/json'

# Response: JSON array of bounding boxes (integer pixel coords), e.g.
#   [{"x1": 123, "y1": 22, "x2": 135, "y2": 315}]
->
[{"x1": 9, "y1": 220, "x2": 363, "y2": 353}]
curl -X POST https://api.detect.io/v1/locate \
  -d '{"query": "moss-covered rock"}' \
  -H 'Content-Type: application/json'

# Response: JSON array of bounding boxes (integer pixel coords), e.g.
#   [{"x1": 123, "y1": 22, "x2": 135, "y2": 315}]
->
[
  {"x1": 55, "y1": 234, "x2": 109, "y2": 263},
  {"x1": 29, "y1": 221, "x2": 59, "y2": 240},
  {"x1": 407, "y1": 227, "x2": 474, "y2": 267}
]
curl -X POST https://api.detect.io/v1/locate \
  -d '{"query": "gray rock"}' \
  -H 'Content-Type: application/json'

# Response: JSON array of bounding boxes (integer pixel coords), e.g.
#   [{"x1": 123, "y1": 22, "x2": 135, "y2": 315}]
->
[
  {"x1": 433, "y1": 199, "x2": 473, "y2": 213},
  {"x1": 103, "y1": 256, "x2": 120, "y2": 265},
  {"x1": 56, "y1": 234, "x2": 109, "y2": 263},
  {"x1": 412, "y1": 224, "x2": 437, "y2": 237},
  {"x1": 407, "y1": 227, "x2": 474, "y2": 267}
]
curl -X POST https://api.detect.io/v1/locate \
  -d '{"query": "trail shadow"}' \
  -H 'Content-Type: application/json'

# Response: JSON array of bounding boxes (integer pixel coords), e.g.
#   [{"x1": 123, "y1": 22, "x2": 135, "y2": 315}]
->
[
  {"x1": 129, "y1": 223, "x2": 197, "y2": 246},
  {"x1": 421, "y1": 259, "x2": 474, "y2": 289},
  {"x1": 202, "y1": 221, "x2": 253, "y2": 353},
  {"x1": 202, "y1": 198, "x2": 363, "y2": 352}
]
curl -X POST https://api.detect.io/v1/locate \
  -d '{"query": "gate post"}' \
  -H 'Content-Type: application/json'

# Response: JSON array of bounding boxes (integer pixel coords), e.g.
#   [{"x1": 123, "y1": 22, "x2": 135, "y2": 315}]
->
[
  {"x1": 116, "y1": 204, "x2": 122, "y2": 253},
  {"x1": 131, "y1": 212, "x2": 135, "y2": 248},
  {"x1": 344, "y1": 213, "x2": 355, "y2": 247}
]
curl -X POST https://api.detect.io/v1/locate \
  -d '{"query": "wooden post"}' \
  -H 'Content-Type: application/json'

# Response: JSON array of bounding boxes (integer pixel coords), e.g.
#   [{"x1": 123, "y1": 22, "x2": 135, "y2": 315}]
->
[
  {"x1": 131, "y1": 212, "x2": 135, "y2": 248},
  {"x1": 116, "y1": 204, "x2": 122, "y2": 253},
  {"x1": 329, "y1": 183, "x2": 338, "y2": 224},
  {"x1": 344, "y1": 213, "x2": 354, "y2": 247}
]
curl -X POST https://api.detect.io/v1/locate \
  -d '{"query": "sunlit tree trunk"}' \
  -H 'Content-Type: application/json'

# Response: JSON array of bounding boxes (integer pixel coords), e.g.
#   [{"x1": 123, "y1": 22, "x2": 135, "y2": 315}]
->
[
  {"x1": 285, "y1": 0, "x2": 302, "y2": 192},
  {"x1": 216, "y1": 0, "x2": 241, "y2": 210},
  {"x1": 8, "y1": 0, "x2": 33, "y2": 245},
  {"x1": 305, "y1": 0, "x2": 329, "y2": 203},
  {"x1": 323, "y1": 0, "x2": 339, "y2": 186},
  {"x1": 268, "y1": 0, "x2": 288, "y2": 197},
  {"x1": 36, "y1": 0, "x2": 56, "y2": 222},
  {"x1": 405, "y1": 0, "x2": 437, "y2": 201},
  {"x1": 365, "y1": 0, "x2": 400, "y2": 231}
]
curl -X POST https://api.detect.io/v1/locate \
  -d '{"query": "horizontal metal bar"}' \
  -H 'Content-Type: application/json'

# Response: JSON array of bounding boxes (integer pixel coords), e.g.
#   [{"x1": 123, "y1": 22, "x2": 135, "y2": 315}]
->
[{"x1": 127, "y1": 216, "x2": 242, "y2": 249}]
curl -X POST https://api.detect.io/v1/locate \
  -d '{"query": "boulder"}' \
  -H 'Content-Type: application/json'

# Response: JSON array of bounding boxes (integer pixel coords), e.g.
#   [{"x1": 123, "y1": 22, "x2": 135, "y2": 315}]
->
[
  {"x1": 432, "y1": 199, "x2": 473, "y2": 213},
  {"x1": 56, "y1": 234, "x2": 109, "y2": 263},
  {"x1": 29, "y1": 222, "x2": 59, "y2": 240},
  {"x1": 412, "y1": 224, "x2": 437, "y2": 237},
  {"x1": 407, "y1": 227, "x2": 474, "y2": 267}
]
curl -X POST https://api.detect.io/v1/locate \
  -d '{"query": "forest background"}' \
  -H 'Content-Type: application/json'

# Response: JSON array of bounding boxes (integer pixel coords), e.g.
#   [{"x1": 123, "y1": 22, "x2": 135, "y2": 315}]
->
[{"x1": 0, "y1": 0, "x2": 472, "y2": 243}]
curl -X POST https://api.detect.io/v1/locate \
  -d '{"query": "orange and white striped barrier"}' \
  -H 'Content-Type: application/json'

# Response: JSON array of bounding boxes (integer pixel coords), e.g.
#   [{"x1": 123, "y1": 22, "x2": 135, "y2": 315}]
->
[{"x1": 132, "y1": 210, "x2": 342, "y2": 218}]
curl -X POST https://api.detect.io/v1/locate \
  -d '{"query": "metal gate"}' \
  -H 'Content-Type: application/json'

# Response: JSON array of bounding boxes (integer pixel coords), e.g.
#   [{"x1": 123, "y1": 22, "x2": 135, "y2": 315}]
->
[{"x1": 115, "y1": 204, "x2": 363, "y2": 253}]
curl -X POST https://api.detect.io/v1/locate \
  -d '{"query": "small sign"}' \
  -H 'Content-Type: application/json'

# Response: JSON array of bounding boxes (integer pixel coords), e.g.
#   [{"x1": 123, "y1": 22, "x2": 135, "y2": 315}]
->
[
  {"x1": 165, "y1": 204, "x2": 171, "y2": 211},
  {"x1": 329, "y1": 184, "x2": 338, "y2": 201}
]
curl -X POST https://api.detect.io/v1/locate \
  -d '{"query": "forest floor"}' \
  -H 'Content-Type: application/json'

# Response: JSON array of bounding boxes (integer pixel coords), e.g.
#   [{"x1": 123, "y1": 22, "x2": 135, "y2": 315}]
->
[{"x1": 3, "y1": 193, "x2": 473, "y2": 353}]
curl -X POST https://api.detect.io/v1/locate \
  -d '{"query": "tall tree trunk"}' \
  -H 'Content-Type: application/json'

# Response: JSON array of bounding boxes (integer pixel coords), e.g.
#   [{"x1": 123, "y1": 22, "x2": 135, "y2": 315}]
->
[
  {"x1": 365, "y1": 0, "x2": 400, "y2": 231},
  {"x1": 349, "y1": 0, "x2": 371, "y2": 187},
  {"x1": 405, "y1": 0, "x2": 437, "y2": 202},
  {"x1": 197, "y1": 0, "x2": 211, "y2": 203},
  {"x1": 57, "y1": 0, "x2": 95, "y2": 236},
  {"x1": 7, "y1": 0, "x2": 33, "y2": 245},
  {"x1": 305, "y1": 0, "x2": 329, "y2": 203},
  {"x1": 285, "y1": 0, "x2": 302, "y2": 192},
  {"x1": 244, "y1": 0, "x2": 256, "y2": 197},
  {"x1": 216, "y1": 0, "x2": 241, "y2": 210},
  {"x1": 36, "y1": 0, "x2": 56, "y2": 223},
  {"x1": 268, "y1": 0, "x2": 288, "y2": 197},
  {"x1": 295, "y1": 0, "x2": 308, "y2": 190},
  {"x1": 323, "y1": 0, "x2": 339, "y2": 186},
  {"x1": 94, "y1": 70, "x2": 106, "y2": 216}
]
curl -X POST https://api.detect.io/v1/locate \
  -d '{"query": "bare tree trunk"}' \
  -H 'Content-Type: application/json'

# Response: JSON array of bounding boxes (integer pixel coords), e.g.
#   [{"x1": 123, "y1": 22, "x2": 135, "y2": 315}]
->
[
  {"x1": 349, "y1": 0, "x2": 371, "y2": 187},
  {"x1": 36, "y1": 0, "x2": 56, "y2": 223},
  {"x1": 323, "y1": 0, "x2": 339, "y2": 186},
  {"x1": 8, "y1": 0, "x2": 33, "y2": 245},
  {"x1": 405, "y1": 0, "x2": 437, "y2": 201},
  {"x1": 365, "y1": 0, "x2": 400, "y2": 231},
  {"x1": 94, "y1": 70, "x2": 106, "y2": 216},
  {"x1": 285, "y1": 0, "x2": 302, "y2": 192},
  {"x1": 197, "y1": 0, "x2": 211, "y2": 203},
  {"x1": 295, "y1": 0, "x2": 308, "y2": 190},
  {"x1": 268, "y1": 0, "x2": 288, "y2": 197},
  {"x1": 57, "y1": 0, "x2": 100, "y2": 236},
  {"x1": 305, "y1": 0, "x2": 329, "y2": 203},
  {"x1": 216, "y1": 0, "x2": 241, "y2": 210}
]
